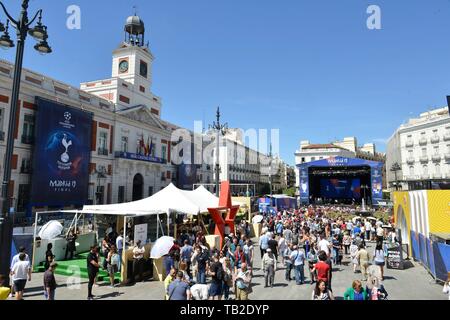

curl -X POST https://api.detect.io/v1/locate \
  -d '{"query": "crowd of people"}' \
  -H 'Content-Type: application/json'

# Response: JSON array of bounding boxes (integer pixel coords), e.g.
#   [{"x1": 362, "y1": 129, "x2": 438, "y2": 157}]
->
[
  {"x1": 159, "y1": 205, "x2": 396, "y2": 300},
  {"x1": 2, "y1": 205, "x2": 448, "y2": 301}
]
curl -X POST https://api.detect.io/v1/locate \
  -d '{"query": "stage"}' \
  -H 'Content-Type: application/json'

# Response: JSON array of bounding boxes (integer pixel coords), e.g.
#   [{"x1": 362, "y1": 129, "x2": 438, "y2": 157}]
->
[{"x1": 297, "y1": 156, "x2": 384, "y2": 206}]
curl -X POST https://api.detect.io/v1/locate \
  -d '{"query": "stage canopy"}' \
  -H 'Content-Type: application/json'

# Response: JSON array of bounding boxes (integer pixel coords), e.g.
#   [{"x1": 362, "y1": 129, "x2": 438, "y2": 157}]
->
[{"x1": 76, "y1": 183, "x2": 242, "y2": 216}]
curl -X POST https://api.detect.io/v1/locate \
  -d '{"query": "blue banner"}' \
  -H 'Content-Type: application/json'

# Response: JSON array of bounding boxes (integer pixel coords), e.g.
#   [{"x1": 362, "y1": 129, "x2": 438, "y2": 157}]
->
[
  {"x1": 114, "y1": 151, "x2": 166, "y2": 164},
  {"x1": 30, "y1": 98, "x2": 93, "y2": 205},
  {"x1": 178, "y1": 163, "x2": 197, "y2": 190},
  {"x1": 299, "y1": 164, "x2": 309, "y2": 204}
]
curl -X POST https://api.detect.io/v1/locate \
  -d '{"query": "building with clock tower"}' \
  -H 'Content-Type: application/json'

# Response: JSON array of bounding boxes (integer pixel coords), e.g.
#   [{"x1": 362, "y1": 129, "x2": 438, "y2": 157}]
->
[{"x1": 81, "y1": 15, "x2": 162, "y2": 117}]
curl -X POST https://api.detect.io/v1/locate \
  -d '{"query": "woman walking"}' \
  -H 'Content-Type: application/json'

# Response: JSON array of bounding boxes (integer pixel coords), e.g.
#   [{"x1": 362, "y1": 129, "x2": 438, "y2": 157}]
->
[
  {"x1": 373, "y1": 242, "x2": 386, "y2": 280},
  {"x1": 106, "y1": 245, "x2": 119, "y2": 287}
]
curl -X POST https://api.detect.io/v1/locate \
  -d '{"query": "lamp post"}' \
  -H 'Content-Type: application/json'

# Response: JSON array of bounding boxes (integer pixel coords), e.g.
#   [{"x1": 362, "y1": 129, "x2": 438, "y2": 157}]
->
[
  {"x1": 209, "y1": 107, "x2": 228, "y2": 196},
  {"x1": 390, "y1": 162, "x2": 401, "y2": 191},
  {"x1": 0, "y1": 0, "x2": 51, "y2": 282}
]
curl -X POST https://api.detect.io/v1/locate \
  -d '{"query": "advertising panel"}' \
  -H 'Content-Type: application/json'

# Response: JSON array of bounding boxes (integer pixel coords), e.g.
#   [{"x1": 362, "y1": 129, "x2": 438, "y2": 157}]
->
[
  {"x1": 30, "y1": 98, "x2": 93, "y2": 205},
  {"x1": 178, "y1": 163, "x2": 197, "y2": 190}
]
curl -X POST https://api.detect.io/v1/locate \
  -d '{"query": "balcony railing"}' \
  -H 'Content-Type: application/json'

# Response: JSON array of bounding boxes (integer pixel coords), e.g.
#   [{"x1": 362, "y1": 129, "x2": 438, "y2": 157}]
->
[
  {"x1": 431, "y1": 155, "x2": 441, "y2": 162},
  {"x1": 406, "y1": 157, "x2": 415, "y2": 165},
  {"x1": 421, "y1": 174, "x2": 429, "y2": 179},
  {"x1": 419, "y1": 156, "x2": 429, "y2": 163},
  {"x1": 443, "y1": 133, "x2": 450, "y2": 142},
  {"x1": 97, "y1": 148, "x2": 109, "y2": 156},
  {"x1": 432, "y1": 173, "x2": 442, "y2": 179},
  {"x1": 405, "y1": 140, "x2": 414, "y2": 147},
  {"x1": 419, "y1": 138, "x2": 427, "y2": 146},
  {"x1": 21, "y1": 135, "x2": 34, "y2": 145},
  {"x1": 431, "y1": 136, "x2": 440, "y2": 144}
]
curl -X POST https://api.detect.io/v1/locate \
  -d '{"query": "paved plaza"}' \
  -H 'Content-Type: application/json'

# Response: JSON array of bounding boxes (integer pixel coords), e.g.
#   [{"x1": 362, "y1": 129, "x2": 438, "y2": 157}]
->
[{"x1": 14, "y1": 242, "x2": 446, "y2": 301}]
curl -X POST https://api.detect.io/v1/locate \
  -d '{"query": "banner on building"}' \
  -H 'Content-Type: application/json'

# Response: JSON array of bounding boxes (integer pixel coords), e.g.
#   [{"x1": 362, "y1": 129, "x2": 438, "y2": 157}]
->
[
  {"x1": 178, "y1": 163, "x2": 197, "y2": 190},
  {"x1": 30, "y1": 97, "x2": 93, "y2": 206}
]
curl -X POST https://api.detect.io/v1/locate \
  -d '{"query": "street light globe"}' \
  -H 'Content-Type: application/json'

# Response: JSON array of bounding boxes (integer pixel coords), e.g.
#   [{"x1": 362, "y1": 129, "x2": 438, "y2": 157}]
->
[
  {"x1": 28, "y1": 24, "x2": 47, "y2": 41},
  {"x1": 34, "y1": 40, "x2": 52, "y2": 54},
  {"x1": 0, "y1": 33, "x2": 14, "y2": 50}
]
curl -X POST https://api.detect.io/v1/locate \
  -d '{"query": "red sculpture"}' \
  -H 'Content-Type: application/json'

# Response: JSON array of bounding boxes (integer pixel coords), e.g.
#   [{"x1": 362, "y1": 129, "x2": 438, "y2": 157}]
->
[{"x1": 207, "y1": 181, "x2": 240, "y2": 248}]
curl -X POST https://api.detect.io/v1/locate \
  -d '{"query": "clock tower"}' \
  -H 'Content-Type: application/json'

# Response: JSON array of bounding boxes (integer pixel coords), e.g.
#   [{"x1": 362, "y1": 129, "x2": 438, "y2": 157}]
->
[
  {"x1": 82, "y1": 15, "x2": 162, "y2": 117},
  {"x1": 112, "y1": 15, "x2": 154, "y2": 90}
]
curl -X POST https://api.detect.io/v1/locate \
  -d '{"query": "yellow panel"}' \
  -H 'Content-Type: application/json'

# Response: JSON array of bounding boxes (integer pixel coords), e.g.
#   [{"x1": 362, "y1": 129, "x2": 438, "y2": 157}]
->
[{"x1": 426, "y1": 190, "x2": 450, "y2": 234}]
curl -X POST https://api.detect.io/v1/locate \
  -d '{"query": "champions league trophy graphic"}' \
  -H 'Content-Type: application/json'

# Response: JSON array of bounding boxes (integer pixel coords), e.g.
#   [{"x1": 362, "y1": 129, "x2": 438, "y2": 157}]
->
[{"x1": 61, "y1": 134, "x2": 73, "y2": 163}]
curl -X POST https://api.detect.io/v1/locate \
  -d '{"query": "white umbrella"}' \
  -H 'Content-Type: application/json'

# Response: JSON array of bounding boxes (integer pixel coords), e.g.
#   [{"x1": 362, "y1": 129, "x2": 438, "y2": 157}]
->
[
  {"x1": 150, "y1": 236, "x2": 175, "y2": 259},
  {"x1": 38, "y1": 220, "x2": 64, "y2": 240},
  {"x1": 252, "y1": 215, "x2": 264, "y2": 224}
]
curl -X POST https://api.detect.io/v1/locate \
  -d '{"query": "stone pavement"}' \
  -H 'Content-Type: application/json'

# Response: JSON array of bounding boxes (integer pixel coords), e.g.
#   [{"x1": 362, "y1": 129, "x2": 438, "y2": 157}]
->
[{"x1": 15, "y1": 241, "x2": 446, "y2": 300}]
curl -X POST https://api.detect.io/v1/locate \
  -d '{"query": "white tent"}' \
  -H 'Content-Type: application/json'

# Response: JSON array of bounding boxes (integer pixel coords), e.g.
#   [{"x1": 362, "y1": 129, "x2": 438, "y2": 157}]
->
[{"x1": 80, "y1": 183, "x2": 241, "y2": 216}]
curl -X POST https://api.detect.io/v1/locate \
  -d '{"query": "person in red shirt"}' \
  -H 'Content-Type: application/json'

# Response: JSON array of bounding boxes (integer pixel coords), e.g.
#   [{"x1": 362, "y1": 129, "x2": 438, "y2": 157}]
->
[{"x1": 312, "y1": 251, "x2": 331, "y2": 290}]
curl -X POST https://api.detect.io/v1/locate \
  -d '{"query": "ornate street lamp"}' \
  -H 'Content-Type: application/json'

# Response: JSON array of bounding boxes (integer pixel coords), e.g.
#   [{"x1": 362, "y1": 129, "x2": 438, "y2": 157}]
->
[
  {"x1": 209, "y1": 107, "x2": 228, "y2": 196},
  {"x1": 0, "y1": 0, "x2": 51, "y2": 284}
]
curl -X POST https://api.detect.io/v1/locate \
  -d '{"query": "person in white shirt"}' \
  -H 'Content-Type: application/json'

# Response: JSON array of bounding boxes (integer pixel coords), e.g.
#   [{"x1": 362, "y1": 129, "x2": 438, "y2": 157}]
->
[
  {"x1": 10, "y1": 247, "x2": 29, "y2": 271},
  {"x1": 318, "y1": 235, "x2": 331, "y2": 257},
  {"x1": 116, "y1": 231, "x2": 124, "y2": 272},
  {"x1": 132, "y1": 240, "x2": 145, "y2": 282},
  {"x1": 10, "y1": 253, "x2": 31, "y2": 300},
  {"x1": 190, "y1": 283, "x2": 209, "y2": 300},
  {"x1": 364, "y1": 221, "x2": 372, "y2": 240}
]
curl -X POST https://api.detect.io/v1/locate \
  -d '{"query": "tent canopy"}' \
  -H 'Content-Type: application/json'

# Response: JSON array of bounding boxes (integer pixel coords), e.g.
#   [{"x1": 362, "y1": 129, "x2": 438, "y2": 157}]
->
[{"x1": 77, "y1": 183, "x2": 242, "y2": 216}]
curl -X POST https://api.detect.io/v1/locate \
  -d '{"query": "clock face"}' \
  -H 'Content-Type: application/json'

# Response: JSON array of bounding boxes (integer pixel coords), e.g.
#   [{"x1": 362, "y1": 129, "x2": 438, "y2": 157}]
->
[
  {"x1": 119, "y1": 60, "x2": 129, "y2": 73},
  {"x1": 140, "y1": 61, "x2": 148, "y2": 78}
]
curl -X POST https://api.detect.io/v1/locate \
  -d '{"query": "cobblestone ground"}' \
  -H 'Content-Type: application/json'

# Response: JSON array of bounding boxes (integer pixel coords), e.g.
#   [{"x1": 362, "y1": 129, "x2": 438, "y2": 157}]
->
[{"x1": 13, "y1": 241, "x2": 446, "y2": 300}]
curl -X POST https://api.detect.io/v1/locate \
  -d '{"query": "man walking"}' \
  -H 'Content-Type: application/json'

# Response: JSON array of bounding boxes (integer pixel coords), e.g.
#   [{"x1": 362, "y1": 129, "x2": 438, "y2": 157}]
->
[
  {"x1": 284, "y1": 243, "x2": 293, "y2": 281},
  {"x1": 235, "y1": 263, "x2": 252, "y2": 300},
  {"x1": 87, "y1": 246, "x2": 100, "y2": 300},
  {"x1": 290, "y1": 245, "x2": 306, "y2": 285},
  {"x1": 258, "y1": 232, "x2": 269, "y2": 259},
  {"x1": 10, "y1": 253, "x2": 31, "y2": 300},
  {"x1": 261, "y1": 248, "x2": 276, "y2": 288},
  {"x1": 356, "y1": 243, "x2": 370, "y2": 281},
  {"x1": 43, "y1": 262, "x2": 58, "y2": 300},
  {"x1": 181, "y1": 240, "x2": 194, "y2": 278}
]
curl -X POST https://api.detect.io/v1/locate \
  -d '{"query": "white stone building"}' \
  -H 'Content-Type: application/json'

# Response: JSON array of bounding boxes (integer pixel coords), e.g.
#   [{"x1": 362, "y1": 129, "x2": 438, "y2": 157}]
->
[{"x1": 386, "y1": 107, "x2": 450, "y2": 190}]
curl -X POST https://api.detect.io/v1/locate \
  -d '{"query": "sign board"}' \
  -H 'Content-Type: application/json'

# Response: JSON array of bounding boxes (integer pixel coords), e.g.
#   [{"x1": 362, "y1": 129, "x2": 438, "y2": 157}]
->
[
  {"x1": 134, "y1": 223, "x2": 148, "y2": 245},
  {"x1": 31, "y1": 97, "x2": 92, "y2": 205},
  {"x1": 386, "y1": 245, "x2": 404, "y2": 270}
]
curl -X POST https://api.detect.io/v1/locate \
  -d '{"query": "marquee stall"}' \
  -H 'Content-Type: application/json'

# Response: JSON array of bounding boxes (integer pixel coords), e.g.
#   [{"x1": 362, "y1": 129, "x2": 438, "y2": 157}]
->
[{"x1": 32, "y1": 183, "x2": 242, "y2": 282}]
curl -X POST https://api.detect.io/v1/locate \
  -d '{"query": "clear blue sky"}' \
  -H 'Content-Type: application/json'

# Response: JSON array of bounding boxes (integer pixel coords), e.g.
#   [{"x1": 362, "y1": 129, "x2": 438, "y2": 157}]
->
[{"x1": 2, "y1": 0, "x2": 450, "y2": 165}]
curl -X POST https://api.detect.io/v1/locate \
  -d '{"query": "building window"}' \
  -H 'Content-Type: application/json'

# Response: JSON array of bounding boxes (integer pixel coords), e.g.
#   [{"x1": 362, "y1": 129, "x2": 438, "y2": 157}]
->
[
  {"x1": 434, "y1": 146, "x2": 439, "y2": 155},
  {"x1": 121, "y1": 136, "x2": 128, "y2": 153},
  {"x1": 409, "y1": 166, "x2": 414, "y2": 176},
  {"x1": 96, "y1": 186, "x2": 105, "y2": 204},
  {"x1": 148, "y1": 186, "x2": 153, "y2": 196},
  {"x1": 17, "y1": 184, "x2": 30, "y2": 212},
  {"x1": 161, "y1": 145, "x2": 167, "y2": 161},
  {"x1": 20, "y1": 158, "x2": 32, "y2": 174},
  {"x1": 423, "y1": 165, "x2": 428, "y2": 175},
  {"x1": 301, "y1": 157, "x2": 305, "y2": 163},
  {"x1": 311, "y1": 157, "x2": 316, "y2": 161},
  {"x1": 22, "y1": 114, "x2": 35, "y2": 144},
  {"x1": 98, "y1": 131, "x2": 108, "y2": 155},
  {"x1": 118, "y1": 186, "x2": 125, "y2": 203},
  {"x1": 421, "y1": 148, "x2": 427, "y2": 157},
  {"x1": 0, "y1": 108, "x2": 4, "y2": 136},
  {"x1": 435, "y1": 164, "x2": 441, "y2": 175}
]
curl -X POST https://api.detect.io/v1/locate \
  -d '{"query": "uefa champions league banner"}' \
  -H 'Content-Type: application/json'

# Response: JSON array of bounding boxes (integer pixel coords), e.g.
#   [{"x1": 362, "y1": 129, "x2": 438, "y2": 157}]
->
[{"x1": 30, "y1": 97, "x2": 93, "y2": 205}]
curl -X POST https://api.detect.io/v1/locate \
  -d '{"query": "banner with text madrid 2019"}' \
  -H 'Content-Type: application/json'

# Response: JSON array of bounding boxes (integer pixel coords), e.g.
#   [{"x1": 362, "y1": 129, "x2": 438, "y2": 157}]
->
[{"x1": 30, "y1": 97, "x2": 93, "y2": 206}]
